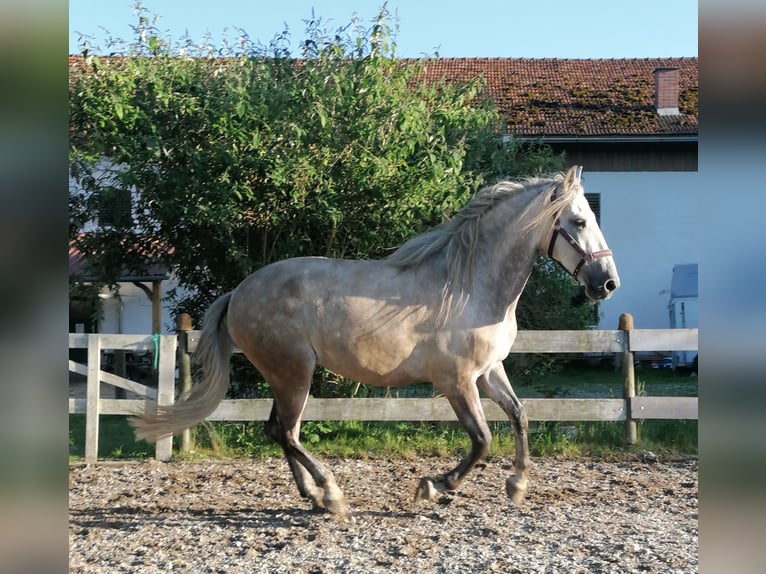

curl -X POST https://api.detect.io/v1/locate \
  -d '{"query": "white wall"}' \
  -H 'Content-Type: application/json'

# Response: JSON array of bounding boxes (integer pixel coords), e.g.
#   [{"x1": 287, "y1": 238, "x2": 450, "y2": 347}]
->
[
  {"x1": 586, "y1": 171, "x2": 698, "y2": 330},
  {"x1": 98, "y1": 279, "x2": 185, "y2": 335}
]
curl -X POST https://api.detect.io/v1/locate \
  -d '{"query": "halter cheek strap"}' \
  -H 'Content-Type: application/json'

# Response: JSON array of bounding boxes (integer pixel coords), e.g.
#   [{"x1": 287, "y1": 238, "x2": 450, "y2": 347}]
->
[{"x1": 548, "y1": 219, "x2": 613, "y2": 280}]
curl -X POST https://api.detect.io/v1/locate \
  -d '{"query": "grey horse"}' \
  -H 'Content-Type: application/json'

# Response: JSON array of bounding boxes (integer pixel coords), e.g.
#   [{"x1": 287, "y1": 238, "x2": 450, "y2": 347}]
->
[{"x1": 132, "y1": 165, "x2": 620, "y2": 519}]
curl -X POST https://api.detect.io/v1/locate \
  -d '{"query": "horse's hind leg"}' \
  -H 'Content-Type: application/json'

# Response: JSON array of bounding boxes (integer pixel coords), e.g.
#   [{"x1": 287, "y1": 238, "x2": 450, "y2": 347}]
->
[
  {"x1": 273, "y1": 409, "x2": 350, "y2": 518},
  {"x1": 414, "y1": 380, "x2": 492, "y2": 502},
  {"x1": 477, "y1": 362, "x2": 531, "y2": 504},
  {"x1": 261, "y1": 366, "x2": 350, "y2": 519},
  {"x1": 264, "y1": 404, "x2": 324, "y2": 509}
]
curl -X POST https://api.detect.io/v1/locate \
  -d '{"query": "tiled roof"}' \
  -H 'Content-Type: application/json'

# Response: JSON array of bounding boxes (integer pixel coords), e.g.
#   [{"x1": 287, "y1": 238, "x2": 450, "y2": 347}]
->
[
  {"x1": 69, "y1": 55, "x2": 698, "y2": 138},
  {"x1": 69, "y1": 235, "x2": 171, "y2": 281},
  {"x1": 413, "y1": 58, "x2": 698, "y2": 137}
]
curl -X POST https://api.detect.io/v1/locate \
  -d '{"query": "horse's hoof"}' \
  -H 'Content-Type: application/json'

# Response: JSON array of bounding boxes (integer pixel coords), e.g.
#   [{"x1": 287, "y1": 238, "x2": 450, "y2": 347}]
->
[
  {"x1": 414, "y1": 477, "x2": 438, "y2": 502},
  {"x1": 505, "y1": 475, "x2": 528, "y2": 505},
  {"x1": 335, "y1": 510, "x2": 357, "y2": 524},
  {"x1": 323, "y1": 493, "x2": 350, "y2": 517},
  {"x1": 326, "y1": 500, "x2": 356, "y2": 523}
]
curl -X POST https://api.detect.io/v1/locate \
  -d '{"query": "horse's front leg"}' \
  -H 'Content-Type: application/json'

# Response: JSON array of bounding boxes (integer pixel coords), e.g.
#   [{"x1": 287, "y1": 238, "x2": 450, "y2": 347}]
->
[
  {"x1": 414, "y1": 381, "x2": 492, "y2": 502},
  {"x1": 477, "y1": 362, "x2": 531, "y2": 504}
]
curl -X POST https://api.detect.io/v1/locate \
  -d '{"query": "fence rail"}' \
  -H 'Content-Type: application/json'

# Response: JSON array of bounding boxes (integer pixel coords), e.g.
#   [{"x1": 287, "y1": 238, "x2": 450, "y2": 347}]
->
[{"x1": 69, "y1": 315, "x2": 698, "y2": 463}]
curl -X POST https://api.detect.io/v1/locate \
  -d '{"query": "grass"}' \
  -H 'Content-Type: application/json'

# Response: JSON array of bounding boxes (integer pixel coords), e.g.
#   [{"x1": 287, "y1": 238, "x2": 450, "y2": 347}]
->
[
  {"x1": 69, "y1": 366, "x2": 697, "y2": 461},
  {"x1": 69, "y1": 418, "x2": 697, "y2": 462},
  {"x1": 512, "y1": 363, "x2": 698, "y2": 398},
  {"x1": 69, "y1": 415, "x2": 155, "y2": 459}
]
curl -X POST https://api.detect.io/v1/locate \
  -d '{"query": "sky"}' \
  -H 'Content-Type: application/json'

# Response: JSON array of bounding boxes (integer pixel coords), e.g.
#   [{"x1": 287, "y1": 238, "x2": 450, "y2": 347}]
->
[{"x1": 69, "y1": 0, "x2": 698, "y2": 58}]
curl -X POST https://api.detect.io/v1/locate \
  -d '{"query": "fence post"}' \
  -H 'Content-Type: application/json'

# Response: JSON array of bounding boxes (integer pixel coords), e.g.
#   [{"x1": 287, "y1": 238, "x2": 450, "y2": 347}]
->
[
  {"x1": 177, "y1": 313, "x2": 194, "y2": 453},
  {"x1": 155, "y1": 335, "x2": 177, "y2": 462},
  {"x1": 85, "y1": 335, "x2": 101, "y2": 464},
  {"x1": 619, "y1": 313, "x2": 637, "y2": 445}
]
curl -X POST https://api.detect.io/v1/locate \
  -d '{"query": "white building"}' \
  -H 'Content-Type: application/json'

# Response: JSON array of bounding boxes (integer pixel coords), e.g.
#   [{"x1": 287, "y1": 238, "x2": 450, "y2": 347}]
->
[{"x1": 68, "y1": 158, "x2": 187, "y2": 336}]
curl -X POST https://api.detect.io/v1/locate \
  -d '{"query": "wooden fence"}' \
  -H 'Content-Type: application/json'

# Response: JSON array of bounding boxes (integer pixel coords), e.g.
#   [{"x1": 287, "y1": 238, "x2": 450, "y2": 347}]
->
[{"x1": 69, "y1": 313, "x2": 698, "y2": 463}]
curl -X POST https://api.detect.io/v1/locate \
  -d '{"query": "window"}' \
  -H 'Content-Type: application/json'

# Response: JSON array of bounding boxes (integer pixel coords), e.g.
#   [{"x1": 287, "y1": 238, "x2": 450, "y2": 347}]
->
[
  {"x1": 98, "y1": 186, "x2": 132, "y2": 227},
  {"x1": 585, "y1": 193, "x2": 601, "y2": 225}
]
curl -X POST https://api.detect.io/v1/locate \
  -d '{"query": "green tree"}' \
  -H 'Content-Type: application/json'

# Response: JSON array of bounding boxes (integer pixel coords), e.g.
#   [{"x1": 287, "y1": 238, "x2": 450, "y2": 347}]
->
[{"x1": 70, "y1": 4, "x2": 591, "y2": 394}]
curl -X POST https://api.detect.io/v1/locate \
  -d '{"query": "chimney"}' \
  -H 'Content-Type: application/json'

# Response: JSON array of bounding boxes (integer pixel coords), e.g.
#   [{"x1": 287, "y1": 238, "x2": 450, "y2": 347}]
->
[{"x1": 654, "y1": 67, "x2": 680, "y2": 116}]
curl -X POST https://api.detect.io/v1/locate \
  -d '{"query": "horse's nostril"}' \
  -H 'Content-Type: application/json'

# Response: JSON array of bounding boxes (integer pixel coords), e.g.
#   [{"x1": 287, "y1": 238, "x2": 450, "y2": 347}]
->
[{"x1": 605, "y1": 279, "x2": 617, "y2": 292}]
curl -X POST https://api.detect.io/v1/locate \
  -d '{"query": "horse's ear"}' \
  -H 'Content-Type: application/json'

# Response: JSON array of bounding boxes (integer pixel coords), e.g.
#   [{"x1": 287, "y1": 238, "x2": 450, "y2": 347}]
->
[
  {"x1": 563, "y1": 165, "x2": 580, "y2": 191},
  {"x1": 563, "y1": 165, "x2": 580, "y2": 189}
]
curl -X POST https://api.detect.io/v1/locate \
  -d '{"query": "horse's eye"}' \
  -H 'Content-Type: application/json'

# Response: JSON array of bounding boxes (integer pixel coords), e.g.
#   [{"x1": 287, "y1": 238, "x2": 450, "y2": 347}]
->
[{"x1": 574, "y1": 219, "x2": 586, "y2": 230}]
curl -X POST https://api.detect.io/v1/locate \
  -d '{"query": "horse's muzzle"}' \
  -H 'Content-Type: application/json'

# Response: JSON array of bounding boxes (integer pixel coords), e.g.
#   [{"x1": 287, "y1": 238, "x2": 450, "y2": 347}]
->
[{"x1": 586, "y1": 276, "x2": 620, "y2": 301}]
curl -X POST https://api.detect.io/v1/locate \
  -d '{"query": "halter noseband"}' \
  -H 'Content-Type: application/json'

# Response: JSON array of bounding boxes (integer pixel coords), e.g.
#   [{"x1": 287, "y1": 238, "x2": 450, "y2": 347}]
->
[{"x1": 547, "y1": 178, "x2": 613, "y2": 280}]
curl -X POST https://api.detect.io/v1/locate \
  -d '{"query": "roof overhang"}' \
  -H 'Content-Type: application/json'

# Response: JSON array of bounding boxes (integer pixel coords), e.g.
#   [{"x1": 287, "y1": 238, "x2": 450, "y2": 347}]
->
[
  {"x1": 507, "y1": 134, "x2": 698, "y2": 144},
  {"x1": 74, "y1": 274, "x2": 170, "y2": 283},
  {"x1": 69, "y1": 251, "x2": 170, "y2": 283},
  {"x1": 69, "y1": 235, "x2": 172, "y2": 284}
]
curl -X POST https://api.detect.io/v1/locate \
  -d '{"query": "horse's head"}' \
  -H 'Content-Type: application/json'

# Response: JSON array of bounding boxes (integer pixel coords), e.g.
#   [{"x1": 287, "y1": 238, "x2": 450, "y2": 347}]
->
[{"x1": 543, "y1": 166, "x2": 620, "y2": 301}]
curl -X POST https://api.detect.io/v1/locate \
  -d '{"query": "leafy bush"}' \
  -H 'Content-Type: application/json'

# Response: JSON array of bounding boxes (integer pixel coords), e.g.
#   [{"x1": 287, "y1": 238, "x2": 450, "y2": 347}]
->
[{"x1": 70, "y1": 4, "x2": 594, "y2": 397}]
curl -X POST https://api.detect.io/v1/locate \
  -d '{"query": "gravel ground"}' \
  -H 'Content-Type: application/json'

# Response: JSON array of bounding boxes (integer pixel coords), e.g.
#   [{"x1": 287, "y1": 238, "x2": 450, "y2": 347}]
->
[{"x1": 69, "y1": 456, "x2": 697, "y2": 573}]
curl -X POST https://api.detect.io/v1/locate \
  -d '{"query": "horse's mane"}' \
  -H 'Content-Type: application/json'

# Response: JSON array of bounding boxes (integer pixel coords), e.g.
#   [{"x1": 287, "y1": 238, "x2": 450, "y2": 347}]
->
[{"x1": 386, "y1": 172, "x2": 578, "y2": 315}]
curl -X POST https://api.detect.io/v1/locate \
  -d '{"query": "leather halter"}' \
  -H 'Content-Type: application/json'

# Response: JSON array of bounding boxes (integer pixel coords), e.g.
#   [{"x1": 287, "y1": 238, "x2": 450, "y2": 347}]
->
[
  {"x1": 547, "y1": 179, "x2": 613, "y2": 280},
  {"x1": 548, "y1": 220, "x2": 613, "y2": 280}
]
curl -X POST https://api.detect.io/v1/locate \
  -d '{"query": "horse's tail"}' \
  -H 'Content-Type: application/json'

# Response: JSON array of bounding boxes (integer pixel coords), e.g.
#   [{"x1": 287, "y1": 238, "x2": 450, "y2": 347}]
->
[{"x1": 130, "y1": 292, "x2": 234, "y2": 443}]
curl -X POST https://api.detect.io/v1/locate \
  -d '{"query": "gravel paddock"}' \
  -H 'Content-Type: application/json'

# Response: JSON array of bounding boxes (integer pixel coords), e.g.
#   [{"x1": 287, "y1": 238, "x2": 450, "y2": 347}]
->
[{"x1": 69, "y1": 457, "x2": 697, "y2": 573}]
